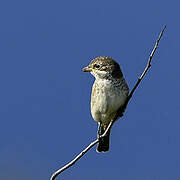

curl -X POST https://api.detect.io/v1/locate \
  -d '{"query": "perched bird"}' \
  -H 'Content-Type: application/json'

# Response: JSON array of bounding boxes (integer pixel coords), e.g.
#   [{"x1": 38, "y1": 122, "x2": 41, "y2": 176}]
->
[{"x1": 82, "y1": 56, "x2": 129, "y2": 152}]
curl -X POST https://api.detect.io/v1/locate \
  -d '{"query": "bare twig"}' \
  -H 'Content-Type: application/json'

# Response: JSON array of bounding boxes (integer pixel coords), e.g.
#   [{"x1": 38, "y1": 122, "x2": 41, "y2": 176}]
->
[
  {"x1": 127, "y1": 25, "x2": 166, "y2": 101},
  {"x1": 50, "y1": 139, "x2": 99, "y2": 180},
  {"x1": 50, "y1": 25, "x2": 166, "y2": 180}
]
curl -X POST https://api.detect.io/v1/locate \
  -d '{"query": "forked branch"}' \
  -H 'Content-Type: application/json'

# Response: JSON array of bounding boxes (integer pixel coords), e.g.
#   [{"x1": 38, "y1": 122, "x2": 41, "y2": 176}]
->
[{"x1": 50, "y1": 25, "x2": 166, "y2": 180}]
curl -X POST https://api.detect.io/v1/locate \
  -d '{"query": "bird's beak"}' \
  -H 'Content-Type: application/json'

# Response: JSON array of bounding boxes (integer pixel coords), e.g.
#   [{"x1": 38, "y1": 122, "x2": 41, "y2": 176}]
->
[{"x1": 82, "y1": 66, "x2": 92, "y2": 72}]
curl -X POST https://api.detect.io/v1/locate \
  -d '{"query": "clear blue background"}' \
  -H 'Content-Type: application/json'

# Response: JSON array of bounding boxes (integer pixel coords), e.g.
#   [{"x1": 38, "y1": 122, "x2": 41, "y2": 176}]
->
[{"x1": 0, "y1": 0, "x2": 179, "y2": 179}]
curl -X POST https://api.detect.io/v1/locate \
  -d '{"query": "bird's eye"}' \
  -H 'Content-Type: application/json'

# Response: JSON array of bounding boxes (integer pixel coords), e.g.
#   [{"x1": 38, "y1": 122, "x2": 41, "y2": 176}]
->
[{"x1": 94, "y1": 64, "x2": 100, "y2": 69}]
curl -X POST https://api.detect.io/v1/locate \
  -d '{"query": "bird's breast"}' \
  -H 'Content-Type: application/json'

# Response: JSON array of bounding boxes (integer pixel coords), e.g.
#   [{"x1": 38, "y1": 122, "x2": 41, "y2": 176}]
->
[{"x1": 91, "y1": 78, "x2": 128, "y2": 124}]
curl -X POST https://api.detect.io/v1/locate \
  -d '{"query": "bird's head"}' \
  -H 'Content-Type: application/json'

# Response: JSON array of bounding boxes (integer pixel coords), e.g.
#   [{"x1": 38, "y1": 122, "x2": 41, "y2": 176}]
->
[{"x1": 82, "y1": 56, "x2": 123, "y2": 80}]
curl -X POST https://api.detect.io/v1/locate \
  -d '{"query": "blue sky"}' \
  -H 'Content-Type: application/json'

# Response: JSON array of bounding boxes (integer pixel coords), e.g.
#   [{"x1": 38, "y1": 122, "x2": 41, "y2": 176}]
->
[{"x1": 0, "y1": 0, "x2": 179, "y2": 180}]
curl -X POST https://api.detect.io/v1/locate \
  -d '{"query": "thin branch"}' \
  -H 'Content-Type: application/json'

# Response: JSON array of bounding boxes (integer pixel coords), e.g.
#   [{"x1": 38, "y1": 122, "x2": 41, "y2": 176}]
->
[
  {"x1": 127, "y1": 25, "x2": 166, "y2": 101},
  {"x1": 50, "y1": 25, "x2": 166, "y2": 180},
  {"x1": 50, "y1": 139, "x2": 99, "y2": 180}
]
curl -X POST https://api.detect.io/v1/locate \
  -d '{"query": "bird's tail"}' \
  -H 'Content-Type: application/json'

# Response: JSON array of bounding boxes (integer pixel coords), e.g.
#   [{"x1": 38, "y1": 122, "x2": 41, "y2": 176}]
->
[{"x1": 96, "y1": 123, "x2": 111, "y2": 152}]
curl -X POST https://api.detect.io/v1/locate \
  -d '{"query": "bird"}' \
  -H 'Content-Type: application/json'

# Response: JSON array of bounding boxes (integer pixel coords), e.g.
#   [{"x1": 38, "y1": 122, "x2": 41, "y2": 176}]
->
[{"x1": 82, "y1": 56, "x2": 129, "y2": 152}]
